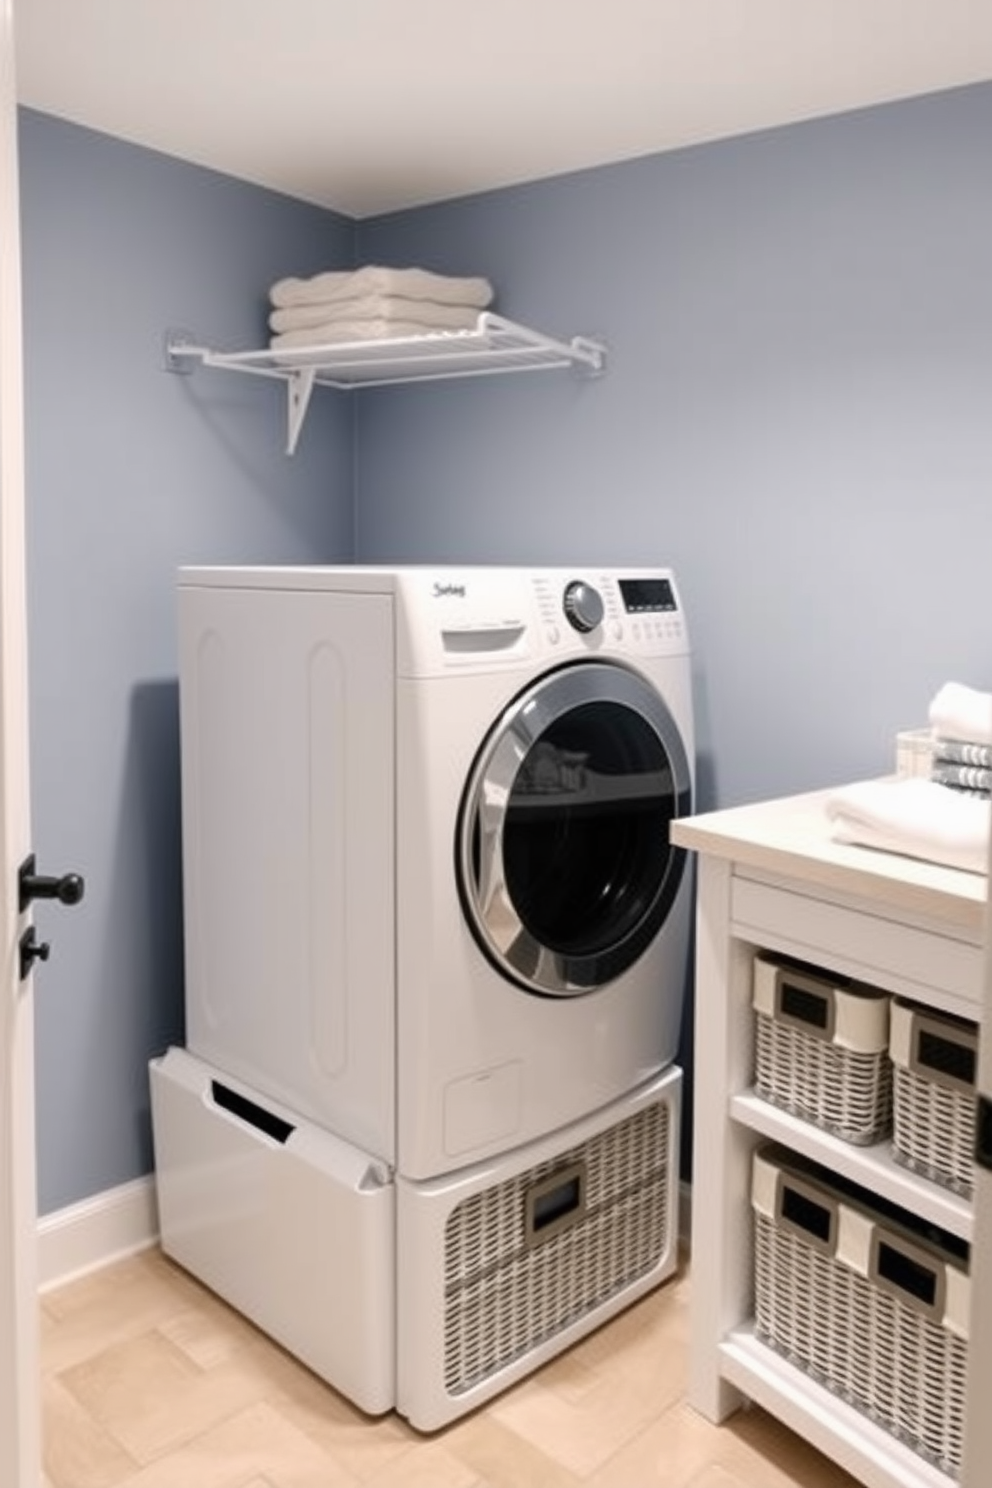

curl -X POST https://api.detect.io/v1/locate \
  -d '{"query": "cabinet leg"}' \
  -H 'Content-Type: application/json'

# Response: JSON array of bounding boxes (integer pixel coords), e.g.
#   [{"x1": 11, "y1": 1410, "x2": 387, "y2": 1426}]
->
[{"x1": 687, "y1": 1365, "x2": 745, "y2": 1425}]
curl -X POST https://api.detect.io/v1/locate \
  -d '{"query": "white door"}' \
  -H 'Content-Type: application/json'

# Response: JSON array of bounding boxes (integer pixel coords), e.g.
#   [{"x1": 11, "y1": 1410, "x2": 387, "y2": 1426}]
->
[
  {"x1": 0, "y1": 0, "x2": 42, "y2": 1483},
  {"x1": 962, "y1": 826, "x2": 992, "y2": 1482}
]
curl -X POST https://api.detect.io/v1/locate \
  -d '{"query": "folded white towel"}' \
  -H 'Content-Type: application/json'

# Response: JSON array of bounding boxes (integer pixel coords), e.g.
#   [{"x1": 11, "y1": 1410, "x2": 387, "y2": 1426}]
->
[
  {"x1": 270, "y1": 265, "x2": 493, "y2": 311},
  {"x1": 269, "y1": 318, "x2": 478, "y2": 351},
  {"x1": 928, "y1": 681, "x2": 992, "y2": 747},
  {"x1": 825, "y1": 777, "x2": 990, "y2": 875},
  {"x1": 269, "y1": 296, "x2": 484, "y2": 335}
]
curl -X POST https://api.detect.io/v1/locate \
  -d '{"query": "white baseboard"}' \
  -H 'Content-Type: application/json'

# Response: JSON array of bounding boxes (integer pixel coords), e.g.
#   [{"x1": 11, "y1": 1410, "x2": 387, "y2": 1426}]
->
[
  {"x1": 37, "y1": 1175, "x2": 159, "y2": 1293},
  {"x1": 35, "y1": 1173, "x2": 692, "y2": 1295}
]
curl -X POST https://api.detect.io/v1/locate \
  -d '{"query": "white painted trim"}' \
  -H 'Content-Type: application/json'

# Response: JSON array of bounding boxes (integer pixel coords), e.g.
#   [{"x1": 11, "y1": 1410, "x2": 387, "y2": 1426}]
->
[
  {"x1": 37, "y1": 1176, "x2": 159, "y2": 1293},
  {"x1": 1, "y1": 0, "x2": 41, "y2": 1481}
]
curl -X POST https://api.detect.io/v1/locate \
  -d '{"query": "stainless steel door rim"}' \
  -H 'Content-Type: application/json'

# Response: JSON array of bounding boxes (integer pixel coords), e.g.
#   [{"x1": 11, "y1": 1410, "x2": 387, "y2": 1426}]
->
[{"x1": 456, "y1": 661, "x2": 692, "y2": 996}]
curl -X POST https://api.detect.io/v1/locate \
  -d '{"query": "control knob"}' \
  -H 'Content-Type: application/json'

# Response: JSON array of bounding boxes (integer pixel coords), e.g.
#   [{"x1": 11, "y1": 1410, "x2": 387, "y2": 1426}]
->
[{"x1": 562, "y1": 580, "x2": 604, "y2": 634}]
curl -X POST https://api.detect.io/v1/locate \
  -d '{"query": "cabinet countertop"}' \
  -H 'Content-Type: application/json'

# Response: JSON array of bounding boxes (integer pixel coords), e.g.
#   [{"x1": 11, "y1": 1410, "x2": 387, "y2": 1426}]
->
[{"x1": 671, "y1": 779, "x2": 988, "y2": 935}]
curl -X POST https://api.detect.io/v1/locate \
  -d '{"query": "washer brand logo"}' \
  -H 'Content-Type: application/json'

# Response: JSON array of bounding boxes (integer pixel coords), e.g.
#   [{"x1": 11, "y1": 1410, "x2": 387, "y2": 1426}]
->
[{"x1": 433, "y1": 582, "x2": 466, "y2": 598}]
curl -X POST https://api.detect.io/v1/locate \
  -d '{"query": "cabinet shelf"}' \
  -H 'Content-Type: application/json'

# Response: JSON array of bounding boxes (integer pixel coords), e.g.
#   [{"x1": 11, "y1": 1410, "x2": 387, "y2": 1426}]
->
[
  {"x1": 164, "y1": 314, "x2": 607, "y2": 454},
  {"x1": 730, "y1": 1090, "x2": 973, "y2": 1241},
  {"x1": 720, "y1": 1329, "x2": 955, "y2": 1488}
]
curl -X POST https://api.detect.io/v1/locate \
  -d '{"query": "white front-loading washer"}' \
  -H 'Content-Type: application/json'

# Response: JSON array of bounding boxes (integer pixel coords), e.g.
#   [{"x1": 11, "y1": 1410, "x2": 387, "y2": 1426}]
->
[{"x1": 177, "y1": 565, "x2": 694, "y2": 1180}]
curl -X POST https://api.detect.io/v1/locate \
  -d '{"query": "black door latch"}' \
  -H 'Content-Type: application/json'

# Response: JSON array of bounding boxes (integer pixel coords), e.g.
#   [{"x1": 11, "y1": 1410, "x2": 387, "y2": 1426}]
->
[
  {"x1": 19, "y1": 926, "x2": 51, "y2": 979},
  {"x1": 18, "y1": 853, "x2": 85, "y2": 980}
]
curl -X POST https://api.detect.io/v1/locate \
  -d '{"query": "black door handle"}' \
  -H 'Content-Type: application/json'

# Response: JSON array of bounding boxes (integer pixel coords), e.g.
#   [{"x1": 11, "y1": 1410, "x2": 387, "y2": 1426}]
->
[{"x1": 18, "y1": 853, "x2": 85, "y2": 911}]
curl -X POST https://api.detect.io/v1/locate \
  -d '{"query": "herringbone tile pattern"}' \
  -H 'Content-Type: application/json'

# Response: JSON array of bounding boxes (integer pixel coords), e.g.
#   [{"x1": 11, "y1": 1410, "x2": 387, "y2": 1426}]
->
[{"x1": 41, "y1": 1248, "x2": 859, "y2": 1488}]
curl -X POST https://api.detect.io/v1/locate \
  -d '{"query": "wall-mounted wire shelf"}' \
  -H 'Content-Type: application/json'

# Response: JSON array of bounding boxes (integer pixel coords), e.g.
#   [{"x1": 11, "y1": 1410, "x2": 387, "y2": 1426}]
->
[{"x1": 164, "y1": 313, "x2": 607, "y2": 454}]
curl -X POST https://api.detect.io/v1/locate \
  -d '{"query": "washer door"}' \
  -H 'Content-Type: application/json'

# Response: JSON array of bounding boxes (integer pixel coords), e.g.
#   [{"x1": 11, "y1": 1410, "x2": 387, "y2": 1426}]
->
[{"x1": 456, "y1": 661, "x2": 692, "y2": 997}]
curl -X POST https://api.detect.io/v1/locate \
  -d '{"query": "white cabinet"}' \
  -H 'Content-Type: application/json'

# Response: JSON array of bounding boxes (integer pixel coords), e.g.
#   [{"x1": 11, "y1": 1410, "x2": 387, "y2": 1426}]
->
[{"x1": 672, "y1": 785, "x2": 987, "y2": 1488}]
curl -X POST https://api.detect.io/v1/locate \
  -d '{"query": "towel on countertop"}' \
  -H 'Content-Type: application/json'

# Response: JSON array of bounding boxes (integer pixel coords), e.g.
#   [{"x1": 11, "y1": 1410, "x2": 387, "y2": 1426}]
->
[
  {"x1": 269, "y1": 296, "x2": 486, "y2": 335},
  {"x1": 270, "y1": 265, "x2": 494, "y2": 310},
  {"x1": 825, "y1": 776, "x2": 990, "y2": 875},
  {"x1": 928, "y1": 681, "x2": 992, "y2": 748},
  {"x1": 269, "y1": 318, "x2": 480, "y2": 351}
]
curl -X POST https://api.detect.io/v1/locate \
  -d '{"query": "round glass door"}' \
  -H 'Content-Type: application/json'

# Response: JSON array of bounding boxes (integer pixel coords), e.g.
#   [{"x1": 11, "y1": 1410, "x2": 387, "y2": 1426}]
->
[{"x1": 456, "y1": 661, "x2": 692, "y2": 997}]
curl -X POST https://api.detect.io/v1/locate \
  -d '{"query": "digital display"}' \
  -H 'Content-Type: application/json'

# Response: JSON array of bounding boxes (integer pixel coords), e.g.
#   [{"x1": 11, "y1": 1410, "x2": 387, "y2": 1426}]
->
[{"x1": 619, "y1": 578, "x2": 677, "y2": 614}]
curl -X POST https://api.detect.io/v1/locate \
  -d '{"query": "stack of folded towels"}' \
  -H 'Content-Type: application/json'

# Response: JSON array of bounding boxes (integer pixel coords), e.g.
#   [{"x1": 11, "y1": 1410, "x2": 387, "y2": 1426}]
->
[
  {"x1": 825, "y1": 681, "x2": 992, "y2": 875},
  {"x1": 267, "y1": 265, "x2": 495, "y2": 351},
  {"x1": 929, "y1": 680, "x2": 992, "y2": 798}
]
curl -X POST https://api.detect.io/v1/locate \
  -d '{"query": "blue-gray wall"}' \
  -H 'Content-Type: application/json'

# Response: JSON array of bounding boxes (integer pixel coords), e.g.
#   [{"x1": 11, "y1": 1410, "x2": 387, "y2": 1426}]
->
[
  {"x1": 356, "y1": 82, "x2": 992, "y2": 811},
  {"x1": 19, "y1": 110, "x2": 356, "y2": 1213},
  {"x1": 18, "y1": 81, "x2": 992, "y2": 1213}
]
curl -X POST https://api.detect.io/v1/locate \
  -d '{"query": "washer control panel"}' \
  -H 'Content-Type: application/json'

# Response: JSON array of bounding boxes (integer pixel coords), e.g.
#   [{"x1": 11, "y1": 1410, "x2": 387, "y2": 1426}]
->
[
  {"x1": 531, "y1": 571, "x2": 687, "y2": 656},
  {"x1": 401, "y1": 567, "x2": 688, "y2": 674}
]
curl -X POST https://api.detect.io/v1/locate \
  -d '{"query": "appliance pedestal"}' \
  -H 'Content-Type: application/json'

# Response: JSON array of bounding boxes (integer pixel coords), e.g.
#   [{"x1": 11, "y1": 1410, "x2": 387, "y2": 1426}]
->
[
  {"x1": 150, "y1": 1048, "x2": 395, "y2": 1415},
  {"x1": 151, "y1": 1051, "x2": 681, "y2": 1429}
]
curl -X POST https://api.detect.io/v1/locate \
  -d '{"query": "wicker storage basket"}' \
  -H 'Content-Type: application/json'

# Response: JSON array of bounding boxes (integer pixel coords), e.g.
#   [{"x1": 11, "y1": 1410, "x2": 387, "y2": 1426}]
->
[
  {"x1": 753, "y1": 957, "x2": 892, "y2": 1144},
  {"x1": 752, "y1": 1145, "x2": 970, "y2": 1478},
  {"x1": 890, "y1": 999, "x2": 977, "y2": 1197}
]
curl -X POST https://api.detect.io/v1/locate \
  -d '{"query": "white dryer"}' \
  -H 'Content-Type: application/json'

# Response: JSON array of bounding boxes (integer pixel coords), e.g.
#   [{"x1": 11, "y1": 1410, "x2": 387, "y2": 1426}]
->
[{"x1": 177, "y1": 565, "x2": 694, "y2": 1180}]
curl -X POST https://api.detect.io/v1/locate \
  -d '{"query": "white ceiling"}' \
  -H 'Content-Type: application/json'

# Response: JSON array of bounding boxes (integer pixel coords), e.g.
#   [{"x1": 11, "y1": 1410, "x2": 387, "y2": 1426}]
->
[{"x1": 14, "y1": 0, "x2": 992, "y2": 219}]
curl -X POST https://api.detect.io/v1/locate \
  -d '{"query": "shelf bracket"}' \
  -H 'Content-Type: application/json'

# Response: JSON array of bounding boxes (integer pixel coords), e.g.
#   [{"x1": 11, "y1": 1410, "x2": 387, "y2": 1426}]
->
[
  {"x1": 569, "y1": 335, "x2": 607, "y2": 377},
  {"x1": 163, "y1": 328, "x2": 203, "y2": 375},
  {"x1": 286, "y1": 367, "x2": 316, "y2": 456}
]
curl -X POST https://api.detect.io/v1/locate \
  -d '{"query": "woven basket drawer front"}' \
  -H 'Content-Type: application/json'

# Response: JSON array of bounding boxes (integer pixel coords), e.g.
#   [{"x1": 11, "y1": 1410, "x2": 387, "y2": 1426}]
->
[
  {"x1": 890, "y1": 1000, "x2": 977, "y2": 1196},
  {"x1": 442, "y1": 1098, "x2": 672, "y2": 1395},
  {"x1": 753, "y1": 957, "x2": 892, "y2": 1144},
  {"x1": 752, "y1": 1146, "x2": 969, "y2": 1478}
]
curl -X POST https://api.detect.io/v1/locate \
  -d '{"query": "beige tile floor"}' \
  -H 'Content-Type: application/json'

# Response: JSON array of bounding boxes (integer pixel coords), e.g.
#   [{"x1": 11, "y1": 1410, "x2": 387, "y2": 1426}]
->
[{"x1": 41, "y1": 1246, "x2": 861, "y2": 1488}]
